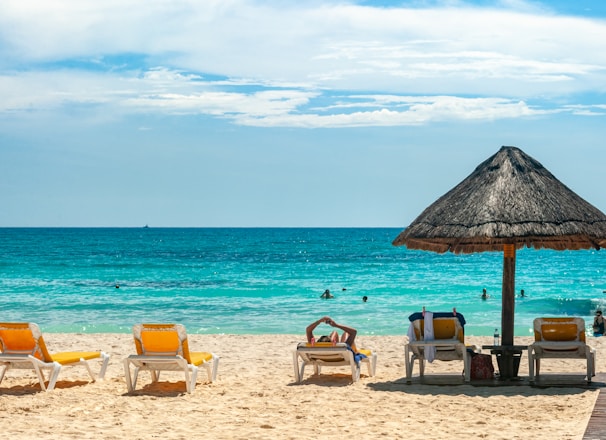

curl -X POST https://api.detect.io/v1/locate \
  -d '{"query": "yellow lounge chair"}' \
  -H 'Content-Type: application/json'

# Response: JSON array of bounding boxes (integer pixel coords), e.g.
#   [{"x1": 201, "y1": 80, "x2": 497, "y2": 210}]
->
[
  {"x1": 123, "y1": 323, "x2": 219, "y2": 394},
  {"x1": 0, "y1": 322, "x2": 110, "y2": 391},
  {"x1": 404, "y1": 311, "x2": 474, "y2": 382},
  {"x1": 293, "y1": 342, "x2": 377, "y2": 383},
  {"x1": 528, "y1": 317, "x2": 596, "y2": 382}
]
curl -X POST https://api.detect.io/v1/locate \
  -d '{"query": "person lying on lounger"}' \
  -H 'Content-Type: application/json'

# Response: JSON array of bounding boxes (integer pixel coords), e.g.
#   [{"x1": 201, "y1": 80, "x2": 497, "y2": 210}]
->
[{"x1": 306, "y1": 316, "x2": 357, "y2": 347}]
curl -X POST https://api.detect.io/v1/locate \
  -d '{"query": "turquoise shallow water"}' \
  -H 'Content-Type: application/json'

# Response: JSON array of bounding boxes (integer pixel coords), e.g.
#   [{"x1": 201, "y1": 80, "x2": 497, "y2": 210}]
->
[{"x1": 0, "y1": 228, "x2": 605, "y2": 336}]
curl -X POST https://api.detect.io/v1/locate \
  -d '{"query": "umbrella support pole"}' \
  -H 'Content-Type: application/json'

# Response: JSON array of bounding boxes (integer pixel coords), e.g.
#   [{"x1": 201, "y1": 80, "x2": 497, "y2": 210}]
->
[
  {"x1": 492, "y1": 346, "x2": 523, "y2": 379},
  {"x1": 500, "y1": 244, "x2": 516, "y2": 378}
]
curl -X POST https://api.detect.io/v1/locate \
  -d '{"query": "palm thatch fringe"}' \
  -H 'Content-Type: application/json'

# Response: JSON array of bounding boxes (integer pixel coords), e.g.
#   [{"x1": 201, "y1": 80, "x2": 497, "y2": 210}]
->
[{"x1": 393, "y1": 146, "x2": 606, "y2": 254}]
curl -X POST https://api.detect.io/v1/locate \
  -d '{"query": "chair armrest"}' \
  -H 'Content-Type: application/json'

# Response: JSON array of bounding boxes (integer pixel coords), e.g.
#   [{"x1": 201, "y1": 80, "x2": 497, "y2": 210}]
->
[{"x1": 531, "y1": 341, "x2": 586, "y2": 350}]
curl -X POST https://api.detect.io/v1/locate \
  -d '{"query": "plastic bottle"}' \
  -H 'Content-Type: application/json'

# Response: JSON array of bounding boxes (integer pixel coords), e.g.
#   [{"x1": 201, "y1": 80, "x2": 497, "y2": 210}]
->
[{"x1": 493, "y1": 328, "x2": 500, "y2": 346}]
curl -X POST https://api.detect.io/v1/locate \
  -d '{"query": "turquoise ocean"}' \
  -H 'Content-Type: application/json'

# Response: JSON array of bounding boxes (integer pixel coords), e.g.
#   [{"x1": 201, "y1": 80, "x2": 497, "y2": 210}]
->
[{"x1": 1, "y1": 228, "x2": 605, "y2": 337}]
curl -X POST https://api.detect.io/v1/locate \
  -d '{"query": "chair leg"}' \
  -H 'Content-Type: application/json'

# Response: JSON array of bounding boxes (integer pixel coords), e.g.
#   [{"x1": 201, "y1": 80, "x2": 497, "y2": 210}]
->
[
  {"x1": 81, "y1": 358, "x2": 96, "y2": 381},
  {"x1": 210, "y1": 354, "x2": 219, "y2": 382},
  {"x1": 33, "y1": 366, "x2": 47, "y2": 391},
  {"x1": 185, "y1": 365, "x2": 198, "y2": 394},
  {"x1": 200, "y1": 356, "x2": 219, "y2": 383},
  {"x1": 404, "y1": 346, "x2": 413, "y2": 381},
  {"x1": 528, "y1": 347, "x2": 535, "y2": 381},
  {"x1": 372, "y1": 353, "x2": 377, "y2": 377},
  {"x1": 183, "y1": 365, "x2": 191, "y2": 393},
  {"x1": 45, "y1": 362, "x2": 62, "y2": 391},
  {"x1": 0, "y1": 365, "x2": 7, "y2": 385},
  {"x1": 292, "y1": 351, "x2": 301, "y2": 383},
  {"x1": 132, "y1": 367, "x2": 141, "y2": 390},
  {"x1": 587, "y1": 351, "x2": 595, "y2": 382},
  {"x1": 592, "y1": 352, "x2": 596, "y2": 377},
  {"x1": 299, "y1": 362, "x2": 307, "y2": 383},
  {"x1": 367, "y1": 354, "x2": 377, "y2": 377},
  {"x1": 353, "y1": 363, "x2": 361, "y2": 382},
  {"x1": 98, "y1": 352, "x2": 110, "y2": 379},
  {"x1": 351, "y1": 362, "x2": 358, "y2": 382},
  {"x1": 123, "y1": 359, "x2": 135, "y2": 392}
]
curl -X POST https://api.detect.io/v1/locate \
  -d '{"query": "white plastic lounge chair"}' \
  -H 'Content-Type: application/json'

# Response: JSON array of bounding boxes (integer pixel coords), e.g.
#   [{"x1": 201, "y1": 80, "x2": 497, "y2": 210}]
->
[
  {"x1": 0, "y1": 322, "x2": 110, "y2": 391},
  {"x1": 123, "y1": 323, "x2": 219, "y2": 394},
  {"x1": 528, "y1": 317, "x2": 596, "y2": 382},
  {"x1": 404, "y1": 310, "x2": 475, "y2": 382},
  {"x1": 293, "y1": 342, "x2": 377, "y2": 383}
]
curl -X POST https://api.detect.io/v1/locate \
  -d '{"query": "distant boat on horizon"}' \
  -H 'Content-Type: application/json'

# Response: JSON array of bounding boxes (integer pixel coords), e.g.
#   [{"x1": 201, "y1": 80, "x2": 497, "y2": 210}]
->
[{"x1": 143, "y1": 224, "x2": 150, "y2": 229}]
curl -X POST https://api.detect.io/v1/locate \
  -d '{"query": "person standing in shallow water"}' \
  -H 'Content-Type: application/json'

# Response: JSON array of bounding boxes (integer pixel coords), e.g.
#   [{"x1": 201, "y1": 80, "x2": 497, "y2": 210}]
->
[
  {"x1": 481, "y1": 288, "x2": 489, "y2": 300},
  {"x1": 320, "y1": 289, "x2": 334, "y2": 299},
  {"x1": 593, "y1": 311, "x2": 605, "y2": 336}
]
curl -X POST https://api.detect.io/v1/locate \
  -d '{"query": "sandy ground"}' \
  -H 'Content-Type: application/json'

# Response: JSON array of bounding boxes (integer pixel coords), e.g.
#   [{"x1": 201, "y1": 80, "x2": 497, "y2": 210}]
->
[{"x1": 0, "y1": 332, "x2": 603, "y2": 439}]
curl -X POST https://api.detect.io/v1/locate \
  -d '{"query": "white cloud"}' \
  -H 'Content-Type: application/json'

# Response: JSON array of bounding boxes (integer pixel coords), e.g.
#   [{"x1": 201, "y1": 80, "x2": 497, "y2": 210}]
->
[
  {"x1": 125, "y1": 89, "x2": 319, "y2": 118},
  {"x1": 562, "y1": 104, "x2": 606, "y2": 116},
  {"x1": 231, "y1": 95, "x2": 549, "y2": 128},
  {"x1": 1, "y1": 1, "x2": 606, "y2": 127},
  {"x1": 0, "y1": 67, "x2": 588, "y2": 128}
]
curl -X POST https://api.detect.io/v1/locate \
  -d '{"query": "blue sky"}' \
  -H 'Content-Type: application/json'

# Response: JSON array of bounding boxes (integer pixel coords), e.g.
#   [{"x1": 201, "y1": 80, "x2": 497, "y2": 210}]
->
[{"x1": 1, "y1": 0, "x2": 605, "y2": 227}]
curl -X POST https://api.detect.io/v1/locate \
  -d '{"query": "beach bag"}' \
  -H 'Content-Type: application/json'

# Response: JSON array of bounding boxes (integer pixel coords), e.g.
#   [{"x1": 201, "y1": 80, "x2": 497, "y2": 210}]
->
[{"x1": 470, "y1": 353, "x2": 494, "y2": 380}]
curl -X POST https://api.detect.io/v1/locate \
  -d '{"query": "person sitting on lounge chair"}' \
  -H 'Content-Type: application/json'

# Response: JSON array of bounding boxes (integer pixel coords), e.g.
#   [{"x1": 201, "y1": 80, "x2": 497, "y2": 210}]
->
[
  {"x1": 593, "y1": 310, "x2": 604, "y2": 336},
  {"x1": 306, "y1": 316, "x2": 357, "y2": 347}
]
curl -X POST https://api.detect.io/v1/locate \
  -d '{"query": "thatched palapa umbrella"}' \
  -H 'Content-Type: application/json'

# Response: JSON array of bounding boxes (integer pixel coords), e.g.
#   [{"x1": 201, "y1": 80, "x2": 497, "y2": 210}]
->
[{"x1": 393, "y1": 146, "x2": 606, "y2": 378}]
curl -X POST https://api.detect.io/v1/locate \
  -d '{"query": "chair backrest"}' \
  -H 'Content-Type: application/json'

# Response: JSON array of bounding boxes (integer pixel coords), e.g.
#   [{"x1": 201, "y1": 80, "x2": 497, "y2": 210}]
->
[
  {"x1": 298, "y1": 342, "x2": 351, "y2": 363},
  {"x1": 411, "y1": 316, "x2": 465, "y2": 343},
  {"x1": 533, "y1": 317, "x2": 586, "y2": 343},
  {"x1": 0, "y1": 322, "x2": 54, "y2": 362},
  {"x1": 133, "y1": 323, "x2": 193, "y2": 363}
]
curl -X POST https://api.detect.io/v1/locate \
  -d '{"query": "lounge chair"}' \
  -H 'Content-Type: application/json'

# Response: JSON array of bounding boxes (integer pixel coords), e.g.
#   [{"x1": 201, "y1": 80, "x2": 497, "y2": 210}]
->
[
  {"x1": 123, "y1": 323, "x2": 219, "y2": 394},
  {"x1": 0, "y1": 322, "x2": 110, "y2": 391},
  {"x1": 293, "y1": 342, "x2": 377, "y2": 383},
  {"x1": 404, "y1": 310, "x2": 475, "y2": 382},
  {"x1": 528, "y1": 317, "x2": 596, "y2": 382}
]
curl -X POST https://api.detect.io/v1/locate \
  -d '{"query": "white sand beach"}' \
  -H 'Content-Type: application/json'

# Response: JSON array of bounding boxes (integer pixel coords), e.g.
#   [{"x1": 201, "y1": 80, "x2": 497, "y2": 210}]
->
[{"x1": 0, "y1": 333, "x2": 603, "y2": 439}]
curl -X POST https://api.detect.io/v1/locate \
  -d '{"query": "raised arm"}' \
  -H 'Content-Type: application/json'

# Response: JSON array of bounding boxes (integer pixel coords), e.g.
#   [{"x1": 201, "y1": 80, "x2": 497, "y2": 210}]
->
[
  {"x1": 306, "y1": 316, "x2": 330, "y2": 342},
  {"x1": 327, "y1": 319, "x2": 357, "y2": 347}
]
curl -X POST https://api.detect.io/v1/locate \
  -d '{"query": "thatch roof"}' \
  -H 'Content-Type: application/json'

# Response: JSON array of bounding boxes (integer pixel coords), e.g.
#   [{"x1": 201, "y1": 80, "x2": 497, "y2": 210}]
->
[{"x1": 393, "y1": 146, "x2": 606, "y2": 254}]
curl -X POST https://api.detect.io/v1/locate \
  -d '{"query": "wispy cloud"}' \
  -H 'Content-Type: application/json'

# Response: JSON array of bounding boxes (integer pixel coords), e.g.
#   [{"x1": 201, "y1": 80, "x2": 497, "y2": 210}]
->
[{"x1": 1, "y1": 0, "x2": 605, "y2": 127}]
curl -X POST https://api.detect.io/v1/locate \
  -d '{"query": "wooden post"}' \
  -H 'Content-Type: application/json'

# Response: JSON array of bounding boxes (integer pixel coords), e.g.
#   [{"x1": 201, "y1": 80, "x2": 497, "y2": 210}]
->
[
  {"x1": 502, "y1": 244, "x2": 516, "y2": 345},
  {"x1": 500, "y1": 243, "x2": 516, "y2": 378}
]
